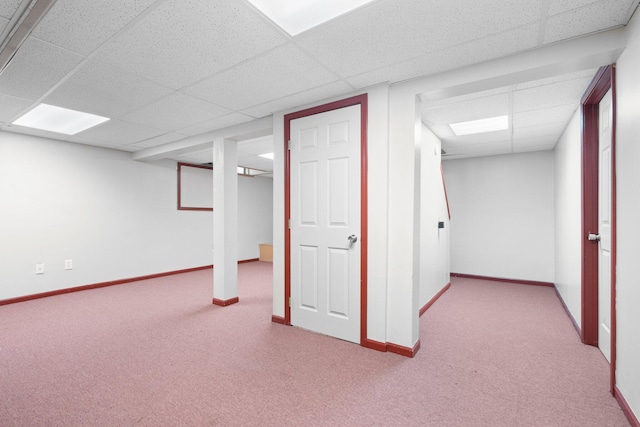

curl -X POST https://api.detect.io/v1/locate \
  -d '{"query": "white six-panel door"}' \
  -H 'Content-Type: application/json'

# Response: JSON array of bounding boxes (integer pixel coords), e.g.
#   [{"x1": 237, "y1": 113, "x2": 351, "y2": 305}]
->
[
  {"x1": 598, "y1": 88, "x2": 613, "y2": 362},
  {"x1": 289, "y1": 104, "x2": 361, "y2": 344}
]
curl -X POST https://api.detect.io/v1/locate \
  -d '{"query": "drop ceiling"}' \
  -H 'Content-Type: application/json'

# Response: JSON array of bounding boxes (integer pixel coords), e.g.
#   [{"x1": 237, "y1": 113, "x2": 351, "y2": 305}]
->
[{"x1": 1, "y1": 0, "x2": 639, "y2": 167}]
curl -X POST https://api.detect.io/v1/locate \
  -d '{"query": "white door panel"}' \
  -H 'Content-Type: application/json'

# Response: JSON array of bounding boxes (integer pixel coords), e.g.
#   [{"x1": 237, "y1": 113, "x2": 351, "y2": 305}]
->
[
  {"x1": 290, "y1": 105, "x2": 361, "y2": 343},
  {"x1": 598, "y1": 88, "x2": 612, "y2": 362}
]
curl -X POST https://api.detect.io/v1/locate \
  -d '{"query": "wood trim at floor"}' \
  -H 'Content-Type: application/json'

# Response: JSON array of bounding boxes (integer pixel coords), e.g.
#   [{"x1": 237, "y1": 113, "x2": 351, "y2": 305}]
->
[
  {"x1": 450, "y1": 273, "x2": 554, "y2": 287},
  {"x1": 420, "y1": 282, "x2": 451, "y2": 317},
  {"x1": 553, "y1": 285, "x2": 581, "y2": 337},
  {"x1": 271, "y1": 315, "x2": 286, "y2": 325},
  {"x1": 212, "y1": 297, "x2": 239, "y2": 307},
  {"x1": 387, "y1": 340, "x2": 421, "y2": 358},
  {"x1": 615, "y1": 386, "x2": 640, "y2": 427},
  {"x1": 0, "y1": 265, "x2": 214, "y2": 306}
]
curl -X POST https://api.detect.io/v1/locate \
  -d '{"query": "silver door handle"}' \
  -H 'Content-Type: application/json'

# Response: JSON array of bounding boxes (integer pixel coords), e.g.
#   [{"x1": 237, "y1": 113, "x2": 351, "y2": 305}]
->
[
  {"x1": 348, "y1": 234, "x2": 358, "y2": 244},
  {"x1": 588, "y1": 233, "x2": 601, "y2": 241}
]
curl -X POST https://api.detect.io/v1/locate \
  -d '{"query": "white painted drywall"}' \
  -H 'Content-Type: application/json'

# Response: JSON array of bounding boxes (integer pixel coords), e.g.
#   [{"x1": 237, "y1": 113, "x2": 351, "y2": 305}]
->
[
  {"x1": 612, "y1": 9, "x2": 640, "y2": 421},
  {"x1": 553, "y1": 109, "x2": 582, "y2": 328},
  {"x1": 419, "y1": 125, "x2": 450, "y2": 308},
  {"x1": 238, "y1": 174, "x2": 273, "y2": 260},
  {"x1": 442, "y1": 151, "x2": 555, "y2": 283},
  {"x1": 0, "y1": 132, "x2": 272, "y2": 301}
]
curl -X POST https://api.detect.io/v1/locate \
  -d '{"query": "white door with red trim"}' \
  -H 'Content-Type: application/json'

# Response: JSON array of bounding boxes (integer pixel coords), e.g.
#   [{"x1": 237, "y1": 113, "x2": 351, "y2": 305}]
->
[
  {"x1": 289, "y1": 104, "x2": 361, "y2": 343},
  {"x1": 597, "y1": 88, "x2": 613, "y2": 362}
]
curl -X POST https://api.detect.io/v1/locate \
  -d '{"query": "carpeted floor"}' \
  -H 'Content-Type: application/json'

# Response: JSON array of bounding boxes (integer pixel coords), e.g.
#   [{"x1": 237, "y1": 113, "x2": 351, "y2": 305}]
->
[{"x1": 0, "y1": 262, "x2": 629, "y2": 426}]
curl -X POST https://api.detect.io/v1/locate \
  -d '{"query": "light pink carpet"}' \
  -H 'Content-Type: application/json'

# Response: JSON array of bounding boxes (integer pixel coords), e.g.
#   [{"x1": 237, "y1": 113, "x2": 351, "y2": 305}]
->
[{"x1": 0, "y1": 264, "x2": 629, "y2": 426}]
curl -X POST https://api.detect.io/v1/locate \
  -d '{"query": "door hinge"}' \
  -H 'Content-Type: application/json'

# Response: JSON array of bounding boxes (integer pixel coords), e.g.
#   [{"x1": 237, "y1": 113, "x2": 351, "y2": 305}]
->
[
  {"x1": 288, "y1": 297, "x2": 292, "y2": 307},
  {"x1": 288, "y1": 219, "x2": 291, "y2": 229},
  {"x1": 288, "y1": 140, "x2": 292, "y2": 150}
]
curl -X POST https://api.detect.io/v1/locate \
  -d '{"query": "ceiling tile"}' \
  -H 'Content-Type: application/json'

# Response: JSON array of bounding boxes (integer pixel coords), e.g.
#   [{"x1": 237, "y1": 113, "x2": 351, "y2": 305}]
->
[
  {"x1": 443, "y1": 130, "x2": 511, "y2": 146},
  {"x1": 0, "y1": 37, "x2": 84, "y2": 101},
  {"x1": 184, "y1": 44, "x2": 339, "y2": 111},
  {"x1": 0, "y1": 16, "x2": 8, "y2": 35},
  {"x1": 298, "y1": 0, "x2": 542, "y2": 79},
  {"x1": 97, "y1": 0, "x2": 288, "y2": 89},
  {"x1": 43, "y1": 59, "x2": 173, "y2": 119},
  {"x1": 0, "y1": 1, "x2": 21, "y2": 19},
  {"x1": 513, "y1": 122, "x2": 566, "y2": 140},
  {"x1": 543, "y1": 0, "x2": 636, "y2": 44},
  {"x1": 512, "y1": 104, "x2": 578, "y2": 128},
  {"x1": 0, "y1": 94, "x2": 33, "y2": 123},
  {"x1": 178, "y1": 113, "x2": 256, "y2": 137},
  {"x1": 347, "y1": 23, "x2": 539, "y2": 89},
  {"x1": 548, "y1": 0, "x2": 603, "y2": 16},
  {"x1": 512, "y1": 137, "x2": 558, "y2": 152},
  {"x1": 513, "y1": 78, "x2": 593, "y2": 112},
  {"x1": 514, "y1": 68, "x2": 598, "y2": 90},
  {"x1": 442, "y1": 139, "x2": 512, "y2": 155},
  {"x1": 122, "y1": 92, "x2": 232, "y2": 131},
  {"x1": 126, "y1": 132, "x2": 189, "y2": 149},
  {"x1": 74, "y1": 119, "x2": 166, "y2": 146},
  {"x1": 423, "y1": 94, "x2": 510, "y2": 127},
  {"x1": 31, "y1": 0, "x2": 158, "y2": 55},
  {"x1": 241, "y1": 81, "x2": 354, "y2": 118}
]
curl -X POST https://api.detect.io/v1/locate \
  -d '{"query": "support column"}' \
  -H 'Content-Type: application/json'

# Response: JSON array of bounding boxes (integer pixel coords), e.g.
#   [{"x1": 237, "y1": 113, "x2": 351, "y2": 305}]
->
[
  {"x1": 212, "y1": 138, "x2": 239, "y2": 306},
  {"x1": 385, "y1": 86, "x2": 421, "y2": 356}
]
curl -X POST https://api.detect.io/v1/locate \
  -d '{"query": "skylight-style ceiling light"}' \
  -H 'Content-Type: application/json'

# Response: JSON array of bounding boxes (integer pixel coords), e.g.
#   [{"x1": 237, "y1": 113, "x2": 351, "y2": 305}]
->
[
  {"x1": 259, "y1": 152, "x2": 274, "y2": 160},
  {"x1": 246, "y1": 0, "x2": 376, "y2": 36},
  {"x1": 12, "y1": 104, "x2": 110, "y2": 135},
  {"x1": 450, "y1": 115, "x2": 509, "y2": 136}
]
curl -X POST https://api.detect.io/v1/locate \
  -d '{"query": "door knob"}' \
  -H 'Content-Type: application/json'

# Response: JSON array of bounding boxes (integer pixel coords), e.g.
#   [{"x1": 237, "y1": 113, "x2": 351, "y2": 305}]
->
[
  {"x1": 348, "y1": 234, "x2": 358, "y2": 244},
  {"x1": 588, "y1": 233, "x2": 601, "y2": 241}
]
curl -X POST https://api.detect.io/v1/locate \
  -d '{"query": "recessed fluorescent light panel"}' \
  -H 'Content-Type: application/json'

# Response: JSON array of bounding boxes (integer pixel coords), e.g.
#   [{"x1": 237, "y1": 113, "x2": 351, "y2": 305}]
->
[
  {"x1": 259, "y1": 152, "x2": 274, "y2": 160},
  {"x1": 246, "y1": 0, "x2": 375, "y2": 36},
  {"x1": 13, "y1": 104, "x2": 110, "y2": 135},
  {"x1": 450, "y1": 115, "x2": 509, "y2": 136}
]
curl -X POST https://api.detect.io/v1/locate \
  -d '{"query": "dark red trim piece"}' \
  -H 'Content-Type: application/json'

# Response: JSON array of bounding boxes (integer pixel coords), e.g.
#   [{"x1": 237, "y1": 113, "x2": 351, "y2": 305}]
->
[
  {"x1": 580, "y1": 65, "x2": 613, "y2": 347},
  {"x1": 0, "y1": 265, "x2": 213, "y2": 306},
  {"x1": 177, "y1": 162, "x2": 214, "y2": 211},
  {"x1": 419, "y1": 282, "x2": 451, "y2": 317},
  {"x1": 361, "y1": 339, "x2": 387, "y2": 352},
  {"x1": 440, "y1": 165, "x2": 451, "y2": 220},
  {"x1": 388, "y1": 340, "x2": 421, "y2": 358},
  {"x1": 450, "y1": 273, "x2": 554, "y2": 287},
  {"x1": 610, "y1": 65, "x2": 618, "y2": 396},
  {"x1": 238, "y1": 258, "x2": 260, "y2": 264},
  {"x1": 580, "y1": 64, "x2": 618, "y2": 395},
  {"x1": 271, "y1": 315, "x2": 286, "y2": 325},
  {"x1": 615, "y1": 386, "x2": 640, "y2": 427},
  {"x1": 212, "y1": 297, "x2": 239, "y2": 307},
  {"x1": 553, "y1": 285, "x2": 581, "y2": 337},
  {"x1": 284, "y1": 94, "x2": 369, "y2": 343}
]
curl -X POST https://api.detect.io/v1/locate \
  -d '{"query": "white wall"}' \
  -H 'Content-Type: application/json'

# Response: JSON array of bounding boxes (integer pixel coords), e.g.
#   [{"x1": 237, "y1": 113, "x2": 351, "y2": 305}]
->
[
  {"x1": 442, "y1": 151, "x2": 555, "y2": 283},
  {"x1": 238, "y1": 175, "x2": 273, "y2": 260},
  {"x1": 419, "y1": 124, "x2": 450, "y2": 308},
  {"x1": 0, "y1": 132, "x2": 272, "y2": 301},
  {"x1": 613, "y1": 9, "x2": 640, "y2": 420},
  {"x1": 553, "y1": 110, "x2": 582, "y2": 327}
]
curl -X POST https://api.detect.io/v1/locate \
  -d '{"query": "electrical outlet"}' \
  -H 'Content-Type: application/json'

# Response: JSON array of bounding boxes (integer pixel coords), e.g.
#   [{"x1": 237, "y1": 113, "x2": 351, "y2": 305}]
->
[
  {"x1": 35, "y1": 263, "x2": 45, "y2": 275},
  {"x1": 64, "y1": 259, "x2": 73, "y2": 270}
]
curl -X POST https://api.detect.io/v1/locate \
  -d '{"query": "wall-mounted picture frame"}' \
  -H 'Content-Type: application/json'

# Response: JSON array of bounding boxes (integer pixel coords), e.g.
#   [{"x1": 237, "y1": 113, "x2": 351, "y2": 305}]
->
[{"x1": 177, "y1": 162, "x2": 213, "y2": 211}]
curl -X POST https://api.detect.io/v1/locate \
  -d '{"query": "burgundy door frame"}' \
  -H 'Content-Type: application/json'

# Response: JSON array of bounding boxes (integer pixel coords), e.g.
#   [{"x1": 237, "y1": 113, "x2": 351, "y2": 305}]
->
[
  {"x1": 580, "y1": 64, "x2": 617, "y2": 393},
  {"x1": 283, "y1": 94, "x2": 369, "y2": 346}
]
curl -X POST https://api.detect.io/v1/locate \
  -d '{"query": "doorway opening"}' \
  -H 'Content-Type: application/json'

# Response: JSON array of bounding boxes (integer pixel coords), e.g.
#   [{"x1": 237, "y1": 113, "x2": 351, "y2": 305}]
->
[
  {"x1": 580, "y1": 64, "x2": 617, "y2": 393},
  {"x1": 283, "y1": 94, "x2": 369, "y2": 345}
]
